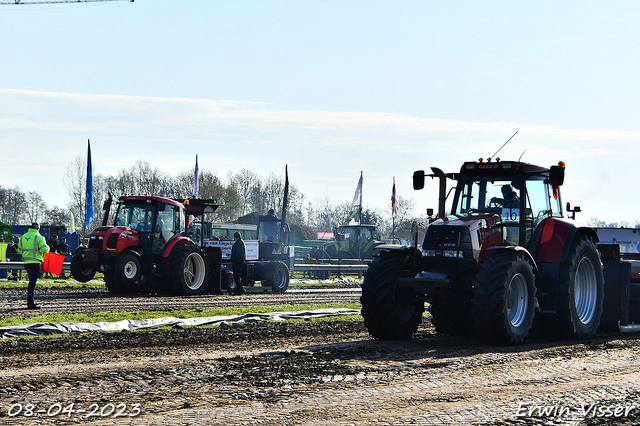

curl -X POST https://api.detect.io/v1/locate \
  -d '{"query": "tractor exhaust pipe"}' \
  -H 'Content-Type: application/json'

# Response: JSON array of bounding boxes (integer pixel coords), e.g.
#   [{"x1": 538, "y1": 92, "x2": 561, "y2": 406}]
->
[{"x1": 430, "y1": 167, "x2": 447, "y2": 219}]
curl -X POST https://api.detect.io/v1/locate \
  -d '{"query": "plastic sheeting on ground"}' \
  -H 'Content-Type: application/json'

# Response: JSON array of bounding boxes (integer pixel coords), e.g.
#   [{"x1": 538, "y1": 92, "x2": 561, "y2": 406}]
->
[{"x1": 0, "y1": 308, "x2": 361, "y2": 339}]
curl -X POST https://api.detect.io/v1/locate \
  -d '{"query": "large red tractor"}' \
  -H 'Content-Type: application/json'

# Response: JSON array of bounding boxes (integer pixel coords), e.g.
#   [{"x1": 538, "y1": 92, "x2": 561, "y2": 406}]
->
[
  {"x1": 71, "y1": 195, "x2": 219, "y2": 295},
  {"x1": 361, "y1": 159, "x2": 638, "y2": 345}
]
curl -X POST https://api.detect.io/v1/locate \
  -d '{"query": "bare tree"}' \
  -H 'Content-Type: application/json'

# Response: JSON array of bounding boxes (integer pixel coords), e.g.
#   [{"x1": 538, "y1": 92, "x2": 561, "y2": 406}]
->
[
  {"x1": 44, "y1": 205, "x2": 69, "y2": 227},
  {"x1": 25, "y1": 191, "x2": 47, "y2": 224},
  {"x1": 63, "y1": 155, "x2": 86, "y2": 229},
  {"x1": 389, "y1": 194, "x2": 416, "y2": 237},
  {"x1": 0, "y1": 186, "x2": 27, "y2": 224},
  {"x1": 227, "y1": 169, "x2": 261, "y2": 216}
]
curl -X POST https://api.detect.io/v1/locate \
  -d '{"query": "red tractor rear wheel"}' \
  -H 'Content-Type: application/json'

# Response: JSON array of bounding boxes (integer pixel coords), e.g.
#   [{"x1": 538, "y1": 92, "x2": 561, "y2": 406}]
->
[
  {"x1": 555, "y1": 235, "x2": 604, "y2": 339},
  {"x1": 164, "y1": 244, "x2": 210, "y2": 295}
]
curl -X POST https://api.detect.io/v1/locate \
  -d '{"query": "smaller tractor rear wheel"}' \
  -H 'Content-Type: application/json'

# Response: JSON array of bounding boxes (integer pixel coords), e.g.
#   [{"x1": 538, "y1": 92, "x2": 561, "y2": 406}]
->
[
  {"x1": 103, "y1": 271, "x2": 123, "y2": 293},
  {"x1": 115, "y1": 253, "x2": 142, "y2": 286},
  {"x1": 472, "y1": 253, "x2": 536, "y2": 345},
  {"x1": 265, "y1": 262, "x2": 289, "y2": 293},
  {"x1": 164, "y1": 244, "x2": 210, "y2": 295},
  {"x1": 70, "y1": 251, "x2": 96, "y2": 282}
]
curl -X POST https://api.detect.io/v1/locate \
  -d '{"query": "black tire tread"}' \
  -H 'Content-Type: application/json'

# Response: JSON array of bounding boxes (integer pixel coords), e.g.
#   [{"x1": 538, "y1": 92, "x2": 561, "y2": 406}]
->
[
  {"x1": 360, "y1": 251, "x2": 423, "y2": 340},
  {"x1": 472, "y1": 253, "x2": 536, "y2": 345}
]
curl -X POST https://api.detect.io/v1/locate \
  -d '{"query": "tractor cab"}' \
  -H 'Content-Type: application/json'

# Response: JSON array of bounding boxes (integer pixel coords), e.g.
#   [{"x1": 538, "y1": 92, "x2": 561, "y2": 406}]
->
[
  {"x1": 256, "y1": 213, "x2": 290, "y2": 261},
  {"x1": 450, "y1": 161, "x2": 565, "y2": 248},
  {"x1": 106, "y1": 196, "x2": 187, "y2": 259}
]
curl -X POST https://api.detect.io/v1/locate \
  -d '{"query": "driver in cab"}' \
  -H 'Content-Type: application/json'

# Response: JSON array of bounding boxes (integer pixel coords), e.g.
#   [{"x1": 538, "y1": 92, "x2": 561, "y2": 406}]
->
[{"x1": 490, "y1": 184, "x2": 519, "y2": 209}]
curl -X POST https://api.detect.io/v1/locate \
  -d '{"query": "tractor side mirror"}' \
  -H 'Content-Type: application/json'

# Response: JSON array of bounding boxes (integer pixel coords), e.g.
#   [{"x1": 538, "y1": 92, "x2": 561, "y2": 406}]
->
[
  {"x1": 413, "y1": 170, "x2": 425, "y2": 190},
  {"x1": 550, "y1": 165, "x2": 565, "y2": 186}
]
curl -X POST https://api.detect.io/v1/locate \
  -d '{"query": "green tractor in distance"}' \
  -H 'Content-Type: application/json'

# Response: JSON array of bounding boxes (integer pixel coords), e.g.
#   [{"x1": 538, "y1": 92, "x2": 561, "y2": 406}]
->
[{"x1": 323, "y1": 224, "x2": 383, "y2": 260}]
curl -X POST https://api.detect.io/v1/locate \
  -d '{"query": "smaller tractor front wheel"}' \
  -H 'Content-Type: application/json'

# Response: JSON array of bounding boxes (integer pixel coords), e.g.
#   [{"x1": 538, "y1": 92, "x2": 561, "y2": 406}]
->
[
  {"x1": 164, "y1": 244, "x2": 210, "y2": 295},
  {"x1": 70, "y1": 251, "x2": 96, "y2": 282},
  {"x1": 115, "y1": 253, "x2": 142, "y2": 286},
  {"x1": 472, "y1": 253, "x2": 536, "y2": 345},
  {"x1": 265, "y1": 262, "x2": 289, "y2": 293}
]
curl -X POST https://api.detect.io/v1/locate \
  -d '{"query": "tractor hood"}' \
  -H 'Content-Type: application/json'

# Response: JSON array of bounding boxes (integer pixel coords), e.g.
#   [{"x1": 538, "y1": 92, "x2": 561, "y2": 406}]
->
[
  {"x1": 89, "y1": 226, "x2": 140, "y2": 253},
  {"x1": 424, "y1": 213, "x2": 503, "y2": 270}
]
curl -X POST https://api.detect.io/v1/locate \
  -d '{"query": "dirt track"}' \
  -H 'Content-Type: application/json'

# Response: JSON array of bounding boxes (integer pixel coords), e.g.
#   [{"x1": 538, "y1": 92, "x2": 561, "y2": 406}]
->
[{"x1": 1, "y1": 283, "x2": 640, "y2": 425}]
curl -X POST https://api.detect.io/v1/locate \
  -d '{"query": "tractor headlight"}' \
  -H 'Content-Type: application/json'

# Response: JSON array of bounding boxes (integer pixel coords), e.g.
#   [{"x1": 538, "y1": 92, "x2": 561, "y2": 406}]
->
[
  {"x1": 443, "y1": 250, "x2": 464, "y2": 258},
  {"x1": 423, "y1": 249, "x2": 436, "y2": 257}
]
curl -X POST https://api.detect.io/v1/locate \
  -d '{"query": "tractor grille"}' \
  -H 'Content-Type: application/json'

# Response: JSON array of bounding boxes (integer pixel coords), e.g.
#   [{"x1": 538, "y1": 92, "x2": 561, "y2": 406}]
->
[
  {"x1": 422, "y1": 225, "x2": 472, "y2": 254},
  {"x1": 420, "y1": 225, "x2": 474, "y2": 289},
  {"x1": 422, "y1": 226, "x2": 472, "y2": 268},
  {"x1": 88, "y1": 236, "x2": 103, "y2": 249},
  {"x1": 106, "y1": 234, "x2": 119, "y2": 249}
]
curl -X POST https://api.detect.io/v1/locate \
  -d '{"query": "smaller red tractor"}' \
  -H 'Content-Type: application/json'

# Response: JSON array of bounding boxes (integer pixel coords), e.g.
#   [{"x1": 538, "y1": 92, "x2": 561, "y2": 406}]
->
[{"x1": 71, "y1": 194, "x2": 220, "y2": 295}]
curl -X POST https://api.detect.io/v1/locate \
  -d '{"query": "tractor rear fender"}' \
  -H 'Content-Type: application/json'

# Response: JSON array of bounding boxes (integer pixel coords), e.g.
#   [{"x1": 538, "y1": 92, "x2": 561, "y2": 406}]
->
[
  {"x1": 160, "y1": 236, "x2": 194, "y2": 258},
  {"x1": 528, "y1": 217, "x2": 600, "y2": 314},
  {"x1": 533, "y1": 217, "x2": 598, "y2": 265}
]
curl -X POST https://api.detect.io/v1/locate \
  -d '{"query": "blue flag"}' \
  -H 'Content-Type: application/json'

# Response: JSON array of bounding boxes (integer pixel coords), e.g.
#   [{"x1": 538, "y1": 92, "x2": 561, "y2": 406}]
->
[{"x1": 86, "y1": 140, "x2": 94, "y2": 230}]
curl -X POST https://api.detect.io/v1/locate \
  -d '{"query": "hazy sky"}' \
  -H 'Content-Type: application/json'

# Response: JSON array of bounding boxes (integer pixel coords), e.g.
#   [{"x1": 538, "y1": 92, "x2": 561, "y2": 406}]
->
[{"x1": 2, "y1": 1, "x2": 640, "y2": 224}]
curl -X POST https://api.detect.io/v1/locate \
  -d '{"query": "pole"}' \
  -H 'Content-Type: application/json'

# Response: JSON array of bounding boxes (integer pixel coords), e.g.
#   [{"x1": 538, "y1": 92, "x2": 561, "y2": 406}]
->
[
  {"x1": 358, "y1": 171, "x2": 363, "y2": 260},
  {"x1": 84, "y1": 139, "x2": 89, "y2": 241}
]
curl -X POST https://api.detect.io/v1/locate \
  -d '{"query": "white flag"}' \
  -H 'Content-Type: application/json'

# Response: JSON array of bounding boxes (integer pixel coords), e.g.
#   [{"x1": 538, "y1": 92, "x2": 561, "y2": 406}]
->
[{"x1": 348, "y1": 172, "x2": 363, "y2": 225}]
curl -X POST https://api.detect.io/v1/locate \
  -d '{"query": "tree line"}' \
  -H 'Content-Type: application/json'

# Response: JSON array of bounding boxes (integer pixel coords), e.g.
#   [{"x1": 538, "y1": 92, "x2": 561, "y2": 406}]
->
[
  {"x1": 4, "y1": 158, "x2": 639, "y2": 240},
  {"x1": 1, "y1": 156, "x2": 423, "y2": 241}
]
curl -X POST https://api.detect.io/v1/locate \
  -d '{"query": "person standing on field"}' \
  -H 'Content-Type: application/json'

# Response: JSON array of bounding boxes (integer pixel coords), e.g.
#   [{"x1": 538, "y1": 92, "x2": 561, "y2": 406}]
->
[
  {"x1": 230, "y1": 231, "x2": 246, "y2": 295},
  {"x1": 17, "y1": 223, "x2": 49, "y2": 309}
]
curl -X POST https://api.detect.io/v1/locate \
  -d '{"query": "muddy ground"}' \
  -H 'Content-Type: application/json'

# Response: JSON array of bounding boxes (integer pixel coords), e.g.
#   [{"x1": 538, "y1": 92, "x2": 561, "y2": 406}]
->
[{"x1": 1, "y1": 283, "x2": 640, "y2": 425}]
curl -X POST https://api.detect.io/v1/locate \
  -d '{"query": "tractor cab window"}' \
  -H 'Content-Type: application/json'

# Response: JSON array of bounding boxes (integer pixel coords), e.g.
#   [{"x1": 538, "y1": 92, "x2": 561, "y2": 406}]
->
[
  {"x1": 454, "y1": 177, "x2": 522, "y2": 245},
  {"x1": 456, "y1": 178, "x2": 521, "y2": 222},
  {"x1": 116, "y1": 205, "x2": 155, "y2": 233},
  {"x1": 259, "y1": 218, "x2": 281, "y2": 243},
  {"x1": 524, "y1": 176, "x2": 562, "y2": 226},
  {"x1": 359, "y1": 227, "x2": 373, "y2": 240},
  {"x1": 457, "y1": 181, "x2": 482, "y2": 214},
  {"x1": 157, "y1": 204, "x2": 185, "y2": 242}
]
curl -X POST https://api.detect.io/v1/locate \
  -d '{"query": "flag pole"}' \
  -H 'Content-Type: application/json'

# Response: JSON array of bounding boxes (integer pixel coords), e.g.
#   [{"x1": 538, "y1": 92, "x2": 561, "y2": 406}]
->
[
  {"x1": 358, "y1": 171, "x2": 363, "y2": 259},
  {"x1": 85, "y1": 139, "x2": 94, "y2": 243},
  {"x1": 84, "y1": 139, "x2": 89, "y2": 241}
]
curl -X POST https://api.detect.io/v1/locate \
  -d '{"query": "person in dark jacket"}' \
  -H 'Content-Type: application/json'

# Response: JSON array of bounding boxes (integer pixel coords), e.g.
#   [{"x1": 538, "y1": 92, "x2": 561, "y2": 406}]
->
[
  {"x1": 230, "y1": 231, "x2": 246, "y2": 295},
  {"x1": 57, "y1": 237, "x2": 71, "y2": 279}
]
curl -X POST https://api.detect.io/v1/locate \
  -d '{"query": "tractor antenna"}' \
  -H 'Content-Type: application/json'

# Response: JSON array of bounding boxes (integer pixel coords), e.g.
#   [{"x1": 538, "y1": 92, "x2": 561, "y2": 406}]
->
[
  {"x1": 491, "y1": 132, "x2": 517, "y2": 159},
  {"x1": 518, "y1": 149, "x2": 527, "y2": 162}
]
